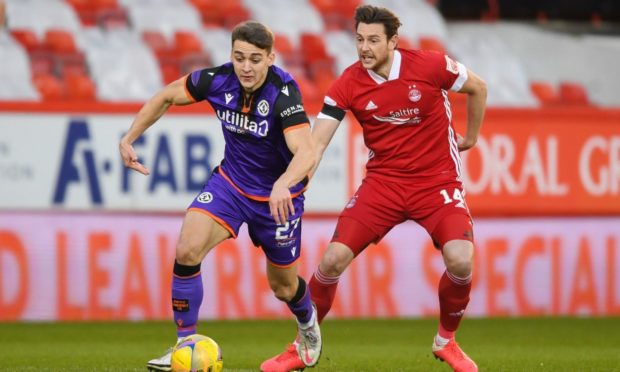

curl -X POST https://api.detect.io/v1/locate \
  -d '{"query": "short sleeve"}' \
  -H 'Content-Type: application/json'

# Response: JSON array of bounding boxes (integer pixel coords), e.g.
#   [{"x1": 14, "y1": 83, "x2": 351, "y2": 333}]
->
[
  {"x1": 431, "y1": 52, "x2": 468, "y2": 92},
  {"x1": 273, "y1": 82, "x2": 310, "y2": 131},
  {"x1": 318, "y1": 74, "x2": 349, "y2": 121},
  {"x1": 185, "y1": 67, "x2": 219, "y2": 102}
]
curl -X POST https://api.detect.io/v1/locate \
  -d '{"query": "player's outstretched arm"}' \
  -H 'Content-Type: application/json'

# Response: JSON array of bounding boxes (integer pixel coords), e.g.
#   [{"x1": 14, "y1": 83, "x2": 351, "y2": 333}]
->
[
  {"x1": 119, "y1": 75, "x2": 195, "y2": 175},
  {"x1": 457, "y1": 69, "x2": 487, "y2": 152},
  {"x1": 270, "y1": 125, "x2": 315, "y2": 225},
  {"x1": 308, "y1": 117, "x2": 341, "y2": 179}
]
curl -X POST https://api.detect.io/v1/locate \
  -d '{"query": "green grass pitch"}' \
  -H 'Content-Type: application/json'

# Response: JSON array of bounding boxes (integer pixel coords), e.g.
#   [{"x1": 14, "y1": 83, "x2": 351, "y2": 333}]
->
[{"x1": 1, "y1": 317, "x2": 619, "y2": 371}]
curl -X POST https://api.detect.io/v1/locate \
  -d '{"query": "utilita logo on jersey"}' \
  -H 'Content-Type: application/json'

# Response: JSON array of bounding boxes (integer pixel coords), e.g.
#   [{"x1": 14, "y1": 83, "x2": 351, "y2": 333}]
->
[
  {"x1": 216, "y1": 109, "x2": 268, "y2": 137},
  {"x1": 373, "y1": 107, "x2": 422, "y2": 125},
  {"x1": 53, "y1": 119, "x2": 213, "y2": 206}
]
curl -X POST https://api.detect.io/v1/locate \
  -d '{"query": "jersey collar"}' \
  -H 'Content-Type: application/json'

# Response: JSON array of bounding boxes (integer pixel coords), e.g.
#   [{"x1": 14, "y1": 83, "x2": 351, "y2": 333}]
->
[{"x1": 367, "y1": 50, "x2": 401, "y2": 84}]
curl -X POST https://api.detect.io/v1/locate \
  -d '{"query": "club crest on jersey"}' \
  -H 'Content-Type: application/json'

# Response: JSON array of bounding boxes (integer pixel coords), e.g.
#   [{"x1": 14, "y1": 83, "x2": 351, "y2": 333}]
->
[
  {"x1": 408, "y1": 88, "x2": 421, "y2": 102},
  {"x1": 445, "y1": 55, "x2": 459, "y2": 75},
  {"x1": 346, "y1": 195, "x2": 358, "y2": 209},
  {"x1": 257, "y1": 99, "x2": 270, "y2": 116},
  {"x1": 197, "y1": 192, "x2": 213, "y2": 203}
]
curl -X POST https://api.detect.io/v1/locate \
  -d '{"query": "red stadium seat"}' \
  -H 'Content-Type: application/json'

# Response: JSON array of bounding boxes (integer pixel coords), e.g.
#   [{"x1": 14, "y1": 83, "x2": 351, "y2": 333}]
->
[
  {"x1": 180, "y1": 53, "x2": 212, "y2": 75},
  {"x1": 300, "y1": 33, "x2": 330, "y2": 62},
  {"x1": 419, "y1": 36, "x2": 446, "y2": 54},
  {"x1": 93, "y1": 0, "x2": 119, "y2": 11},
  {"x1": 300, "y1": 33, "x2": 336, "y2": 81},
  {"x1": 44, "y1": 29, "x2": 78, "y2": 55},
  {"x1": 274, "y1": 33, "x2": 302, "y2": 68},
  {"x1": 332, "y1": 0, "x2": 361, "y2": 29},
  {"x1": 448, "y1": 90, "x2": 467, "y2": 106},
  {"x1": 64, "y1": 74, "x2": 97, "y2": 101},
  {"x1": 190, "y1": 0, "x2": 249, "y2": 28},
  {"x1": 309, "y1": 0, "x2": 341, "y2": 30},
  {"x1": 530, "y1": 81, "x2": 560, "y2": 106},
  {"x1": 559, "y1": 82, "x2": 589, "y2": 106},
  {"x1": 142, "y1": 30, "x2": 169, "y2": 55},
  {"x1": 397, "y1": 36, "x2": 415, "y2": 50},
  {"x1": 33, "y1": 73, "x2": 65, "y2": 101},
  {"x1": 10, "y1": 29, "x2": 40, "y2": 52},
  {"x1": 65, "y1": 0, "x2": 93, "y2": 22},
  {"x1": 96, "y1": 8, "x2": 130, "y2": 30},
  {"x1": 160, "y1": 63, "x2": 181, "y2": 84},
  {"x1": 30, "y1": 51, "x2": 55, "y2": 76},
  {"x1": 295, "y1": 75, "x2": 320, "y2": 105},
  {"x1": 67, "y1": 0, "x2": 121, "y2": 26},
  {"x1": 313, "y1": 68, "x2": 336, "y2": 97},
  {"x1": 174, "y1": 31, "x2": 203, "y2": 57},
  {"x1": 56, "y1": 52, "x2": 88, "y2": 78},
  {"x1": 219, "y1": 2, "x2": 250, "y2": 29}
]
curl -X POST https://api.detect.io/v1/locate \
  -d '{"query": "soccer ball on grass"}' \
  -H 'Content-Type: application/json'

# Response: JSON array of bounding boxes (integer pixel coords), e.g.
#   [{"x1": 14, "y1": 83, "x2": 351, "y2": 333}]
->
[{"x1": 171, "y1": 334, "x2": 223, "y2": 372}]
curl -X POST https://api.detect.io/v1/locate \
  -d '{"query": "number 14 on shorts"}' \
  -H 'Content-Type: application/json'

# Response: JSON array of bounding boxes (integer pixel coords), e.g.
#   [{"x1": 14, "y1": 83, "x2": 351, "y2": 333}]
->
[{"x1": 439, "y1": 188, "x2": 466, "y2": 209}]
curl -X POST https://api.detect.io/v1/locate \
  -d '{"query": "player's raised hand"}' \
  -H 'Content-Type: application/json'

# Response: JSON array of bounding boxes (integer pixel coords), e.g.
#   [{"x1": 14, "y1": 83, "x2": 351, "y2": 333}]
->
[
  {"x1": 119, "y1": 140, "x2": 150, "y2": 175},
  {"x1": 269, "y1": 180, "x2": 295, "y2": 225}
]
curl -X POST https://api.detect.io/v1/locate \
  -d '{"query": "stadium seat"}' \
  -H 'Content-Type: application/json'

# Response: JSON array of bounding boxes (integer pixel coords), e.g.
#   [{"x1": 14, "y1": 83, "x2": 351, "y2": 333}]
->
[
  {"x1": 65, "y1": 0, "x2": 96, "y2": 25},
  {"x1": 418, "y1": 36, "x2": 446, "y2": 54},
  {"x1": 44, "y1": 29, "x2": 78, "y2": 55},
  {"x1": 81, "y1": 28, "x2": 163, "y2": 101},
  {"x1": 242, "y1": 0, "x2": 325, "y2": 42},
  {"x1": 448, "y1": 90, "x2": 467, "y2": 106},
  {"x1": 309, "y1": 0, "x2": 353, "y2": 30},
  {"x1": 332, "y1": 0, "x2": 361, "y2": 29},
  {"x1": 64, "y1": 73, "x2": 97, "y2": 101},
  {"x1": 174, "y1": 31, "x2": 203, "y2": 57},
  {"x1": 32, "y1": 73, "x2": 65, "y2": 101},
  {"x1": 96, "y1": 8, "x2": 130, "y2": 30},
  {"x1": 530, "y1": 81, "x2": 559, "y2": 106},
  {"x1": 190, "y1": 0, "x2": 250, "y2": 28},
  {"x1": 274, "y1": 33, "x2": 302, "y2": 68},
  {"x1": 142, "y1": 30, "x2": 169, "y2": 55},
  {"x1": 219, "y1": 2, "x2": 251, "y2": 29},
  {"x1": 397, "y1": 36, "x2": 415, "y2": 50},
  {"x1": 10, "y1": 29, "x2": 40, "y2": 53},
  {"x1": 124, "y1": 1, "x2": 202, "y2": 40},
  {"x1": 160, "y1": 63, "x2": 181, "y2": 84},
  {"x1": 300, "y1": 32, "x2": 336, "y2": 80},
  {"x1": 67, "y1": 0, "x2": 125, "y2": 27},
  {"x1": 559, "y1": 82, "x2": 589, "y2": 105},
  {"x1": 56, "y1": 52, "x2": 89, "y2": 78},
  {"x1": 197, "y1": 28, "x2": 231, "y2": 65},
  {"x1": 29, "y1": 51, "x2": 55, "y2": 77},
  {"x1": 314, "y1": 68, "x2": 336, "y2": 97},
  {"x1": 295, "y1": 74, "x2": 320, "y2": 105},
  {"x1": 180, "y1": 54, "x2": 212, "y2": 75}
]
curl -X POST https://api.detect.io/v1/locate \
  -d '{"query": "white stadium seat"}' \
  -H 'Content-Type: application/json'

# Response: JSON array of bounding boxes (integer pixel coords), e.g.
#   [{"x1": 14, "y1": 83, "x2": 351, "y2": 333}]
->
[
  {"x1": 77, "y1": 28, "x2": 163, "y2": 101},
  {"x1": 0, "y1": 32, "x2": 40, "y2": 100}
]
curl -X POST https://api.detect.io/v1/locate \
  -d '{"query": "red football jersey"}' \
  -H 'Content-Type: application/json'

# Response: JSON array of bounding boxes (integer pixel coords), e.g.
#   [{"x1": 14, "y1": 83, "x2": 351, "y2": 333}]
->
[{"x1": 321, "y1": 49, "x2": 468, "y2": 184}]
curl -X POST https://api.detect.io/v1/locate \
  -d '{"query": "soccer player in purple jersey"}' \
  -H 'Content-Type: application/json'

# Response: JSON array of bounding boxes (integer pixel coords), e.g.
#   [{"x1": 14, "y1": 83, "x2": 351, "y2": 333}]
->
[{"x1": 119, "y1": 21, "x2": 322, "y2": 371}]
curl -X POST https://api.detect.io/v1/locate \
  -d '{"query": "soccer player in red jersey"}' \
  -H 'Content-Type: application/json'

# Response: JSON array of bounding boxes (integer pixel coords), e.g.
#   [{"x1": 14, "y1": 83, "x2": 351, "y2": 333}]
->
[{"x1": 261, "y1": 5, "x2": 487, "y2": 372}]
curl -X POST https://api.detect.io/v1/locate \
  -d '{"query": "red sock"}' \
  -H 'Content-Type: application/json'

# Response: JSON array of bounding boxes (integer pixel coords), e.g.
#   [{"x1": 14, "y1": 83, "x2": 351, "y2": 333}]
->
[
  {"x1": 309, "y1": 268, "x2": 340, "y2": 324},
  {"x1": 438, "y1": 270, "x2": 472, "y2": 339}
]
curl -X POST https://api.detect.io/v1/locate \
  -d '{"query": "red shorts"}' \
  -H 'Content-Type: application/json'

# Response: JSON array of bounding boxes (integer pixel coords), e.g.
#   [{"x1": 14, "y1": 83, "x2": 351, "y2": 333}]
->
[{"x1": 331, "y1": 176, "x2": 474, "y2": 256}]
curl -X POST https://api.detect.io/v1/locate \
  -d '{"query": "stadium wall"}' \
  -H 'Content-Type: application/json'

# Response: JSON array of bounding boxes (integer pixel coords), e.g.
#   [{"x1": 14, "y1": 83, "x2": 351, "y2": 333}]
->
[{"x1": 1, "y1": 104, "x2": 619, "y2": 320}]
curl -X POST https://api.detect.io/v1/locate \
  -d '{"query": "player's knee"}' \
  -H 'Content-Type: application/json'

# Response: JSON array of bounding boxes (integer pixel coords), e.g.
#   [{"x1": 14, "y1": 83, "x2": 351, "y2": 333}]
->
[
  {"x1": 443, "y1": 241, "x2": 474, "y2": 277},
  {"x1": 175, "y1": 240, "x2": 202, "y2": 266},
  {"x1": 446, "y1": 258, "x2": 472, "y2": 278},
  {"x1": 271, "y1": 281, "x2": 296, "y2": 302},
  {"x1": 321, "y1": 246, "x2": 353, "y2": 276}
]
